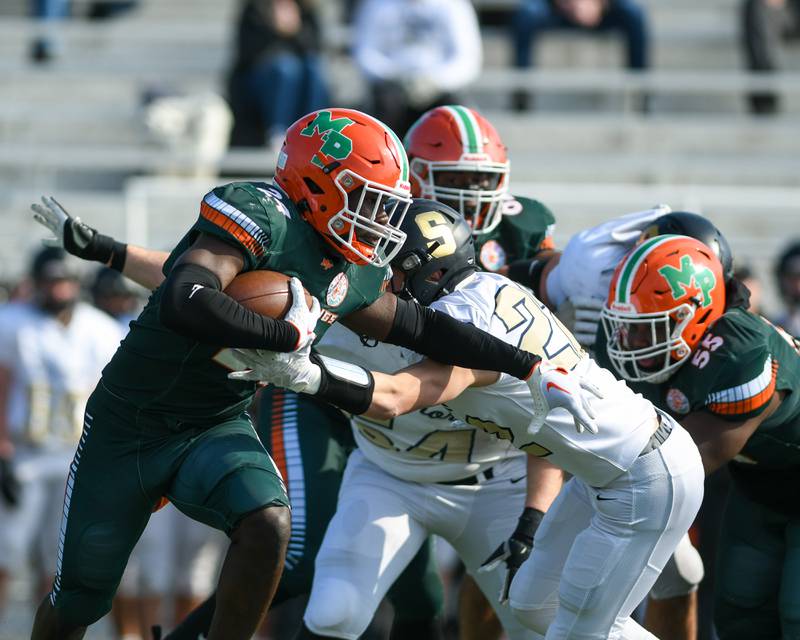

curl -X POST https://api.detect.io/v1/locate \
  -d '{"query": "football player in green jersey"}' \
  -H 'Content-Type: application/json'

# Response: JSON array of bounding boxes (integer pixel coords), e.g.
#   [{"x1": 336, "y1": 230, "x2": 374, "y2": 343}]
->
[
  {"x1": 32, "y1": 205, "x2": 446, "y2": 640},
  {"x1": 405, "y1": 105, "x2": 557, "y2": 288},
  {"x1": 27, "y1": 108, "x2": 552, "y2": 640},
  {"x1": 31, "y1": 103, "x2": 559, "y2": 640},
  {"x1": 598, "y1": 234, "x2": 800, "y2": 640}
]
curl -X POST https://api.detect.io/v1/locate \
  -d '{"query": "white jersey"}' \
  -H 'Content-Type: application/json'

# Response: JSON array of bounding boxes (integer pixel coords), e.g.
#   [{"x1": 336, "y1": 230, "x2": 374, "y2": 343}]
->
[
  {"x1": 429, "y1": 272, "x2": 657, "y2": 487},
  {"x1": 317, "y1": 323, "x2": 521, "y2": 483},
  {"x1": 546, "y1": 206, "x2": 670, "y2": 306},
  {"x1": 0, "y1": 302, "x2": 122, "y2": 449}
]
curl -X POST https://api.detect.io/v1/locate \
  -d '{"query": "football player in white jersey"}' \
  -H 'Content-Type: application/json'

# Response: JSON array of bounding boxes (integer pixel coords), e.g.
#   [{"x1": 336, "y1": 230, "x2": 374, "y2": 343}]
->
[
  {"x1": 269, "y1": 209, "x2": 563, "y2": 640},
  {"x1": 235, "y1": 200, "x2": 706, "y2": 640},
  {"x1": 539, "y1": 208, "x2": 736, "y2": 639},
  {"x1": 0, "y1": 248, "x2": 123, "y2": 614}
]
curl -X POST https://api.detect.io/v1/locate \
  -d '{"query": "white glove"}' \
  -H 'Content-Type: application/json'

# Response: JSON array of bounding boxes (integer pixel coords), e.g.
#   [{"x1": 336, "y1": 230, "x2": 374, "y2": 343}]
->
[
  {"x1": 548, "y1": 205, "x2": 672, "y2": 306},
  {"x1": 227, "y1": 346, "x2": 322, "y2": 394},
  {"x1": 31, "y1": 196, "x2": 70, "y2": 248},
  {"x1": 570, "y1": 296, "x2": 605, "y2": 348},
  {"x1": 527, "y1": 361, "x2": 603, "y2": 435},
  {"x1": 284, "y1": 277, "x2": 321, "y2": 351}
]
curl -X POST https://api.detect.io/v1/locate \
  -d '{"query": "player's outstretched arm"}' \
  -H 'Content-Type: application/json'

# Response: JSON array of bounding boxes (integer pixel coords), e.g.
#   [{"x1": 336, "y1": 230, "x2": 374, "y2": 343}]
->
[
  {"x1": 30, "y1": 196, "x2": 168, "y2": 290},
  {"x1": 228, "y1": 346, "x2": 496, "y2": 416},
  {"x1": 341, "y1": 292, "x2": 541, "y2": 380},
  {"x1": 367, "y1": 361, "x2": 496, "y2": 420}
]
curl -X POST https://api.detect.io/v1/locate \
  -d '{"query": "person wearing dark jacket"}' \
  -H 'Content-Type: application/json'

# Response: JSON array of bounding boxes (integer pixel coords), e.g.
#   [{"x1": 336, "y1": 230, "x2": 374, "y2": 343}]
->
[{"x1": 227, "y1": 0, "x2": 330, "y2": 148}]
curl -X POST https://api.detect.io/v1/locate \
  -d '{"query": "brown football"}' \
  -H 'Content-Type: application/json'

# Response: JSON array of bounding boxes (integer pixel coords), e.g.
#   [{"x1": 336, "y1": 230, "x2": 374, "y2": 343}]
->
[{"x1": 224, "y1": 271, "x2": 313, "y2": 318}]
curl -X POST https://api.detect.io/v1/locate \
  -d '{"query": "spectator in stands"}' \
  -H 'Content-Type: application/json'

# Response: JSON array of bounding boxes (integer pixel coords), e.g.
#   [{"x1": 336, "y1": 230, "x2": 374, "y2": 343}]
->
[
  {"x1": 29, "y1": 0, "x2": 69, "y2": 62},
  {"x1": 774, "y1": 241, "x2": 800, "y2": 335},
  {"x1": 29, "y1": 0, "x2": 139, "y2": 63},
  {"x1": 741, "y1": 0, "x2": 800, "y2": 114},
  {"x1": 352, "y1": 0, "x2": 482, "y2": 137},
  {"x1": 0, "y1": 248, "x2": 122, "y2": 618},
  {"x1": 86, "y1": 0, "x2": 138, "y2": 20},
  {"x1": 226, "y1": 0, "x2": 330, "y2": 149},
  {"x1": 510, "y1": 0, "x2": 650, "y2": 111}
]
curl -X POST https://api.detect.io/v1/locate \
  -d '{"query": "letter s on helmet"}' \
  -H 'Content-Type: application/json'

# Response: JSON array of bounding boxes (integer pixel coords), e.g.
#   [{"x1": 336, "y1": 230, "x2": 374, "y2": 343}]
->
[
  {"x1": 274, "y1": 108, "x2": 412, "y2": 267},
  {"x1": 601, "y1": 235, "x2": 726, "y2": 383},
  {"x1": 391, "y1": 199, "x2": 477, "y2": 306}
]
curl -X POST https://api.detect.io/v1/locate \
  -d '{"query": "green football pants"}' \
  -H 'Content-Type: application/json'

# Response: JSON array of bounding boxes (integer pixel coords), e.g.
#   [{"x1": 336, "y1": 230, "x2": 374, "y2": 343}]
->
[
  {"x1": 715, "y1": 486, "x2": 800, "y2": 639},
  {"x1": 48, "y1": 382, "x2": 289, "y2": 628}
]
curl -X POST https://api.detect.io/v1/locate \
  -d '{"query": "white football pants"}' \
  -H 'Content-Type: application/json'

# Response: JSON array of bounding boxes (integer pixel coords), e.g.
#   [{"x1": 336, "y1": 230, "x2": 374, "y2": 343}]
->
[
  {"x1": 509, "y1": 419, "x2": 704, "y2": 640},
  {"x1": 303, "y1": 450, "x2": 540, "y2": 640}
]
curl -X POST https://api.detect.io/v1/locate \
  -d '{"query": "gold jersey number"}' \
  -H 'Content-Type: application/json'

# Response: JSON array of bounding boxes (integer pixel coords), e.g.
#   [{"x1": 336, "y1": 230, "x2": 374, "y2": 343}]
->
[{"x1": 494, "y1": 284, "x2": 584, "y2": 370}]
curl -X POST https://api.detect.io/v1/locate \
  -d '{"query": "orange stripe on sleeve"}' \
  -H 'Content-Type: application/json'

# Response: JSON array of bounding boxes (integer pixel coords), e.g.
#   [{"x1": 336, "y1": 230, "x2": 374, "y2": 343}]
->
[
  {"x1": 709, "y1": 359, "x2": 779, "y2": 416},
  {"x1": 200, "y1": 202, "x2": 265, "y2": 257}
]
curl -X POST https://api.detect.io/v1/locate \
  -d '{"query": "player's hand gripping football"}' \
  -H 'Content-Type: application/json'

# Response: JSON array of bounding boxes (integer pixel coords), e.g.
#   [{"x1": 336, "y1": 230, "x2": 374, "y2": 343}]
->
[
  {"x1": 284, "y1": 277, "x2": 322, "y2": 351},
  {"x1": 479, "y1": 507, "x2": 544, "y2": 605},
  {"x1": 527, "y1": 361, "x2": 602, "y2": 434},
  {"x1": 228, "y1": 278, "x2": 323, "y2": 390},
  {"x1": 31, "y1": 196, "x2": 117, "y2": 263}
]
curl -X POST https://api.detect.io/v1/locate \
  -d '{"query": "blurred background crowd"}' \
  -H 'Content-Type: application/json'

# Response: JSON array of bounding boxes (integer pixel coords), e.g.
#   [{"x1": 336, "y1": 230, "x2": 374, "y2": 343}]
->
[{"x1": 0, "y1": 0, "x2": 799, "y2": 639}]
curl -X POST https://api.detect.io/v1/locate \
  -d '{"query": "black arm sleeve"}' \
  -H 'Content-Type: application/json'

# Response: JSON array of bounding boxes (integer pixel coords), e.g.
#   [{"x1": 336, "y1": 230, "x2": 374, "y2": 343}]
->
[
  {"x1": 159, "y1": 263, "x2": 299, "y2": 351},
  {"x1": 507, "y1": 255, "x2": 549, "y2": 298},
  {"x1": 385, "y1": 297, "x2": 541, "y2": 380}
]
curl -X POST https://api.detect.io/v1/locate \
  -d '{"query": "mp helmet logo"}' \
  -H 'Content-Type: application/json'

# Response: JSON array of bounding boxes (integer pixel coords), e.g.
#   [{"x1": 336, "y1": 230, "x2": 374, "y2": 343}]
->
[
  {"x1": 657, "y1": 255, "x2": 717, "y2": 307},
  {"x1": 300, "y1": 111, "x2": 355, "y2": 168}
]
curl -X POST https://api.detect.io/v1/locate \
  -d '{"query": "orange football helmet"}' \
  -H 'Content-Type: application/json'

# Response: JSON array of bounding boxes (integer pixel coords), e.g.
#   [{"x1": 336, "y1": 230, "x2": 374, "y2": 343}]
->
[
  {"x1": 405, "y1": 105, "x2": 509, "y2": 236},
  {"x1": 601, "y1": 235, "x2": 726, "y2": 383},
  {"x1": 274, "y1": 108, "x2": 412, "y2": 267}
]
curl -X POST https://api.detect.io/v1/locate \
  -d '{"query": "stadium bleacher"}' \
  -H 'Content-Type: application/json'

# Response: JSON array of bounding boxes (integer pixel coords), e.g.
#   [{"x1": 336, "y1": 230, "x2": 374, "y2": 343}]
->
[{"x1": 2, "y1": 0, "x2": 799, "y2": 310}]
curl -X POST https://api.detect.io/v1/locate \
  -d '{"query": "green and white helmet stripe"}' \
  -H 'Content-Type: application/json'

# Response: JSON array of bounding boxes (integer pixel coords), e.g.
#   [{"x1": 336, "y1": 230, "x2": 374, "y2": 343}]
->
[
  {"x1": 615, "y1": 234, "x2": 682, "y2": 304},
  {"x1": 444, "y1": 105, "x2": 483, "y2": 155},
  {"x1": 360, "y1": 111, "x2": 409, "y2": 183}
]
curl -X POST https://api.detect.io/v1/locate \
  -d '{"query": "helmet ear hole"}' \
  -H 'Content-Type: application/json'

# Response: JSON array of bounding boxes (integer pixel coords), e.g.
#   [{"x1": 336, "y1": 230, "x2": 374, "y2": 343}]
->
[{"x1": 303, "y1": 177, "x2": 325, "y2": 195}]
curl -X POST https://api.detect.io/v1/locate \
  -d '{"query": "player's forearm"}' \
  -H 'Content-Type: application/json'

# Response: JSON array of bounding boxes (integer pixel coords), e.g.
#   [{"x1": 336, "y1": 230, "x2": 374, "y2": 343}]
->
[
  {"x1": 365, "y1": 371, "x2": 427, "y2": 420},
  {"x1": 311, "y1": 357, "x2": 483, "y2": 421},
  {"x1": 506, "y1": 251, "x2": 560, "y2": 305},
  {"x1": 160, "y1": 263, "x2": 298, "y2": 350},
  {"x1": 121, "y1": 245, "x2": 168, "y2": 290},
  {"x1": 524, "y1": 455, "x2": 563, "y2": 511},
  {"x1": 365, "y1": 364, "x2": 474, "y2": 420},
  {"x1": 384, "y1": 297, "x2": 541, "y2": 380}
]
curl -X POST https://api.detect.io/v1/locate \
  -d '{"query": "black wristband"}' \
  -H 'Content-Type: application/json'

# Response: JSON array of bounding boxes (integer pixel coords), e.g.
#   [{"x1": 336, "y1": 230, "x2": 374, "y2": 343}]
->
[
  {"x1": 311, "y1": 352, "x2": 375, "y2": 415},
  {"x1": 513, "y1": 507, "x2": 545, "y2": 545},
  {"x1": 63, "y1": 217, "x2": 117, "y2": 263},
  {"x1": 109, "y1": 240, "x2": 128, "y2": 272}
]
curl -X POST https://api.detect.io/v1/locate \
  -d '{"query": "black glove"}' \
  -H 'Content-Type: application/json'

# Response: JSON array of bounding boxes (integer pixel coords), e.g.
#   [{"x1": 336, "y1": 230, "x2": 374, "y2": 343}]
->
[
  {"x1": 31, "y1": 196, "x2": 128, "y2": 270},
  {"x1": 0, "y1": 458, "x2": 21, "y2": 508},
  {"x1": 479, "y1": 507, "x2": 544, "y2": 604}
]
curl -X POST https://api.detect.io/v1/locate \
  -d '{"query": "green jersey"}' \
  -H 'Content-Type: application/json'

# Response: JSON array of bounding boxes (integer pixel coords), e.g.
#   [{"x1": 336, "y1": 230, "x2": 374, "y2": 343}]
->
[
  {"x1": 102, "y1": 182, "x2": 387, "y2": 425},
  {"x1": 472, "y1": 195, "x2": 555, "y2": 272},
  {"x1": 596, "y1": 306, "x2": 800, "y2": 512}
]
